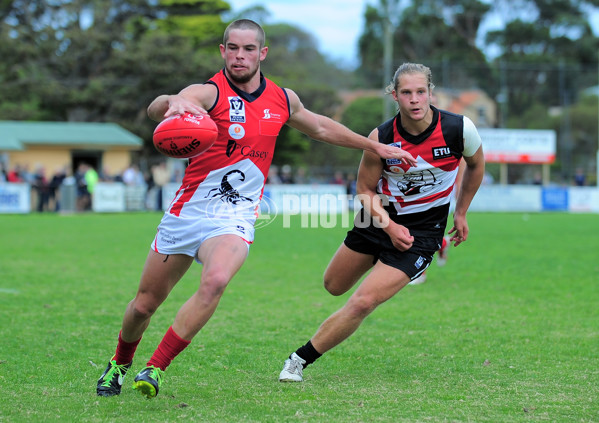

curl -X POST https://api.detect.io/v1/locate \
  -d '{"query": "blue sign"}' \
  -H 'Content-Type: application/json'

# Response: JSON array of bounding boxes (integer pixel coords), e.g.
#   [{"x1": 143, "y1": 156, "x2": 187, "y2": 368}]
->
[{"x1": 541, "y1": 187, "x2": 568, "y2": 211}]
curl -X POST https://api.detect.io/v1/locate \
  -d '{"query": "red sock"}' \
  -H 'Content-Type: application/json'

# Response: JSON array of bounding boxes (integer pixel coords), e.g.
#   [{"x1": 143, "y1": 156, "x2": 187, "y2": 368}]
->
[
  {"x1": 441, "y1": 237, "x2": 448, "y2": 249},
  {"x1": 113, "y1": 330, "x2": 141, "y2": 365},
  {"x1": 147, "y1": 326, "x2": 191, "y2": 371}
]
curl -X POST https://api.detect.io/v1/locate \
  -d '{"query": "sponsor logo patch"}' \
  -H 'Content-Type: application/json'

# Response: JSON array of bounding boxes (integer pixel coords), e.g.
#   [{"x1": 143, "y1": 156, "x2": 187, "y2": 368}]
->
[{"x1": 432, "y1": 147, "x2": 452, "y2": 159}]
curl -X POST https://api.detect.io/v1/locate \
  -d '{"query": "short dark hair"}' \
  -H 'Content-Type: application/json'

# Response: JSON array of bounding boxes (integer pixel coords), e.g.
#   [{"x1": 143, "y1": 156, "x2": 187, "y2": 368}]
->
[{"x1": 223, "y1": 19, "x2": 265, "y2": 49}]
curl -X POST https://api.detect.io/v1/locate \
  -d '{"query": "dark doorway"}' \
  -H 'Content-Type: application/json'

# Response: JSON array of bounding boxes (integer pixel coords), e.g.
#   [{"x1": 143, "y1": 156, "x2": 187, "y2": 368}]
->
[{"x1": 71, "y1": 150, "x2": 102, "y2": 174}]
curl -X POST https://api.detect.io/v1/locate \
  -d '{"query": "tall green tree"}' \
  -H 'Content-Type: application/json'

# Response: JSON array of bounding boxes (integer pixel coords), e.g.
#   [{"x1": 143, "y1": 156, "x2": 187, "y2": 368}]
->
[
  {"x1": 0, "y1": 0, "x2": 226, "y2": 145},
  {"x1": 485, "y1": 0, "x2": 599, "y2": 179},
  {"x1": 1, "y1": 1, "x2": 369, "y2": 169},
  {"x1": 356, "y1": 0, "x2": 492, "y2": 91},
  {"x1": 486, "y1": 0, "x2": 599, "y2": 112}
]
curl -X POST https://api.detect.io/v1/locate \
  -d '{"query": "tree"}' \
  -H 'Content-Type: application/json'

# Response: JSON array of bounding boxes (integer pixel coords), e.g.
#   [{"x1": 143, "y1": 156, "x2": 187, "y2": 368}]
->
[
  {"x1": 485, "y1": 0, "x2": 599, "y2": 179},
  {"x1": 0, "y1": 0, "x2": 227, "y2": 152},
  {"x1": 341, "y1": 96, "x2": 386, "y2": 136},
  {"x1": 356, "y1": 0, "x2": 492, "y2": 91},
  {"x1": 156, "y1": 0, "x2": 229, "y2": 47},
  {"x1": 0, "y1": 1, "x2": 388, "y2": 172}
]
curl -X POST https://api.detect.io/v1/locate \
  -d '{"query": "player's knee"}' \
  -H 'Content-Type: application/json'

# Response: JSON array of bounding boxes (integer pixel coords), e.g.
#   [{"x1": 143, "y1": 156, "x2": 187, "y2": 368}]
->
[
  {"x1": 131, "y1": 298, "x2": 158, "y2": 320},
  {"x1": 323, "y1": 277, "x2": 346, "y2": 296},
  {"x1": 200, "y1": 268, "x2": 231, "y2": 298},
  {"x1": 346, "y1": 295, "x2": 377, "y2": 318},
  {"x1": 324, "y1": 272, "x2": 356, "y2": 296}
]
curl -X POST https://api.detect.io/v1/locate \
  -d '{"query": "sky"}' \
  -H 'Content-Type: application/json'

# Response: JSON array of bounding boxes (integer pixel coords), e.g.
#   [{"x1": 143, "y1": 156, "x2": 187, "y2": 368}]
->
[
  {"x1": 229, "y1": 1, "x2": 599, "y2": 69},
  {"x1": 229, "y1": 0, "x2": 371, "y2": 69}
]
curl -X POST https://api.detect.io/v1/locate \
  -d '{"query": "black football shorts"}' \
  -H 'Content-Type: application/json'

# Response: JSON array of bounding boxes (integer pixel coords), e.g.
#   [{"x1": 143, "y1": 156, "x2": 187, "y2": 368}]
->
[{"x1": 343, "y1": 223, "x2": 439, "y2": 280}]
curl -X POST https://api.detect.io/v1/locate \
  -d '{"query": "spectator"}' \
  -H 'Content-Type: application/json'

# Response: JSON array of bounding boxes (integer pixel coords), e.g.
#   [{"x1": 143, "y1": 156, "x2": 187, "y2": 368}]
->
[
  {"x1": 267, "y1": 165, "x2": 282, "y2": 184},
  {"x1": 85, "y1": 164, "x2": 99, "y2": 197},
  {"x1": 330, "y1": 170, "x2": 345, "y2": 185},
  {"x1": 7, "y1": 164, "x2": 24, "y2": 183},
  {"x1": 171, "y1": 167, "x2": 183, "y2": 184},
  {"x1": 0, "y1": 162, "x2": 7, "y2": 182},
  {"x1": 122, "y1": 164, "x2": 146, "y2": 186},
  {"x1": 151, "y1": 162, "x2": 170, "y2": 211},
  {"x1": 33, "y1": 165, "x2": 50, "y2": 212},
  {"x1": 294, "y1": 167, "x2": 309, "y2": 184},
  {"x1": 20, "y1": 164, "x2": 34, "y2": 185},
  {"x1": 100, "y1": 167, "x2": 117, "y2": 182},
  {"x1": 280, "y1": 164, "x2": 294, "y2": 184},
  {"x1": 76, "y1": 163, "x2": 91, "y2": 211},
  {"x1": 574, "y1": 168, "x2": 586, "y2": 186},
  {"x1": 49, "y1": 166, "x2": 68, "y2": 212}
]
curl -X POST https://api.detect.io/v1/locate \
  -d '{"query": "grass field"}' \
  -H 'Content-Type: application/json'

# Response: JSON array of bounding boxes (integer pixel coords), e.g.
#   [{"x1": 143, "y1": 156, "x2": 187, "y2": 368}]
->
[{"x1": 0, "y1": 211, "x2": 597, "y2": 422}]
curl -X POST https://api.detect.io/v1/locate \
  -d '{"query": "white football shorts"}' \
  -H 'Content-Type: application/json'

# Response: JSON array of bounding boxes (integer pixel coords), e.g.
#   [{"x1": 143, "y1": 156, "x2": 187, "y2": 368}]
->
[{"x1": 151, "y1": 212, "x2": 254, "y2": 263}]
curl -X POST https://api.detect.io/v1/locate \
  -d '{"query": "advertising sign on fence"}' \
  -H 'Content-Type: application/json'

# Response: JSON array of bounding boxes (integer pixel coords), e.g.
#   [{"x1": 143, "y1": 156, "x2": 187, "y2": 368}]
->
[{"x1": 479, "y1": 128, "x2": 556, "y2": 164}]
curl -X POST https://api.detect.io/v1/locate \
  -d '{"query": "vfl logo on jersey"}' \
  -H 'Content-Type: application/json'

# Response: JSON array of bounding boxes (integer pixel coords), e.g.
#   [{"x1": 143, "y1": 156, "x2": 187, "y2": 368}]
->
[
  {"x1": 432, "y1": 146, "x2": 452, "y2": 159},
  {"x1": 229, "y1": 97, "x2": 245, "y2": 123},
  {"x1": 385, "y1": 142, "x2": 404, "y2": 165}
]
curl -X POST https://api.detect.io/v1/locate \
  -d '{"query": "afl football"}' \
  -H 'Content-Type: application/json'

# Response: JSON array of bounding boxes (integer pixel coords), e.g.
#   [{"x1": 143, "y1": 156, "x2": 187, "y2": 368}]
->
[{"x1": 153, "y1": 113, "x2": 218, "y2": 159}]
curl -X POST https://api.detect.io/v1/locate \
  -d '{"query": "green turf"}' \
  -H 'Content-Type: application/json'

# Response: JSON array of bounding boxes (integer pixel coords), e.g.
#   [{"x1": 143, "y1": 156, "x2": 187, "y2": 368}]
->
[{"x1": 0, "y1": 212, "x2": 597, "y2": 422}]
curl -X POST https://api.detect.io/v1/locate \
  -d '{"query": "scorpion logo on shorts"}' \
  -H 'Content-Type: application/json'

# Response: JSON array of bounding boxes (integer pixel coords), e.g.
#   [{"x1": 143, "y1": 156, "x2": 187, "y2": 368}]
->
[{"x1": 205, "y1": 169, "x2": 253, "y2": 205}]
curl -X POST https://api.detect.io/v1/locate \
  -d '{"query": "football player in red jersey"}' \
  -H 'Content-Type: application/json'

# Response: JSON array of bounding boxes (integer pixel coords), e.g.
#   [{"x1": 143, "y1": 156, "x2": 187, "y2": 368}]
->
[
  {"x1": 95, "y1": 19, "x2": 417, "y2": 399},
  {"x1": 279, "y1": 62, "x2": 485, "y2": 382}
]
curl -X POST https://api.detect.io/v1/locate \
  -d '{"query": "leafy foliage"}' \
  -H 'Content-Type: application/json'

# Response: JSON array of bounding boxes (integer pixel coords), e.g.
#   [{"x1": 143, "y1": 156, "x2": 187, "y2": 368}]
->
[
  {"x1": 341, "y1": 96, "x2": 386, "y2": 137},
  {"x1": 357, "y1": 0, "x2": 491, "y2": 90}
]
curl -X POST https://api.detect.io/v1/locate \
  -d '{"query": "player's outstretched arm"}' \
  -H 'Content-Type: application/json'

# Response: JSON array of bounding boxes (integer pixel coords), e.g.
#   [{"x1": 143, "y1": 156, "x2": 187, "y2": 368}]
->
[{"x1": 285, "y1": 88, "x2": 416, "y2": 165}]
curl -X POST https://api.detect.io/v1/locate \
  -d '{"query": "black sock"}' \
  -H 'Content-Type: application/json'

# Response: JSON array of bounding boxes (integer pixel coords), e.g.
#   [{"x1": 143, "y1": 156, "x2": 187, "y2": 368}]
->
[{"x1": 293, "y1": 340, "x2": 322, "y2": 368}]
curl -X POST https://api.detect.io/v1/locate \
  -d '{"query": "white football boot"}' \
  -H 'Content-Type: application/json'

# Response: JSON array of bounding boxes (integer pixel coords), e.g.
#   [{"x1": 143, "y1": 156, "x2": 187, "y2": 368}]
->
[{"x1": 279, "y1": 352, "x2": 306, "y2": 382}]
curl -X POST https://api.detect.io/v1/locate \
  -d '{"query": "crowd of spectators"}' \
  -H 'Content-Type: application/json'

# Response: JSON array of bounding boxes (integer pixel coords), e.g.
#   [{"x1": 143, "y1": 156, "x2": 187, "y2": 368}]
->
[
  {"x1": 0, "y1": 160, "x2": 189, "y2": 213},
  {"x1": 1, "y1": 160, "x2": 593, "y2": 213}
]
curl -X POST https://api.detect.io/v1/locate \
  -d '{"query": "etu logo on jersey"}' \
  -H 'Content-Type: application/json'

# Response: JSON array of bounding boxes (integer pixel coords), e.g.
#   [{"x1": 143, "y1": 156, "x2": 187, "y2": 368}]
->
[
  {"x1": 229, "y1": 97, "x2": 245, "y2": 123},
  {"x1": 432, "y1": 147, "x2": 452, "y2": 159}
]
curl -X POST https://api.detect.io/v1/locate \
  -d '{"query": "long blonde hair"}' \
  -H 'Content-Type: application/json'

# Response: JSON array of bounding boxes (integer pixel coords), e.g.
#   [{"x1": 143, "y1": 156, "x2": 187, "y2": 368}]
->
[{"x1": 385, "y1": 62, "x2": 435, "y2": 94}]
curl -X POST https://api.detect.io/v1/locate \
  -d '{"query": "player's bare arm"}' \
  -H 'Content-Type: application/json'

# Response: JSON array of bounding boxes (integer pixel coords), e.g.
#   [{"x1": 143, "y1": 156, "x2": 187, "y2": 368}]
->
[
  {"x1": 357, "y1": 145, "x2": 414, "y2": 252},
  {"x1": 147, "y1": 84, "x2": 218, "y2": 122},
  {"x1": 449, "y1": 146, "x2": 485, "y2": 246},
  {"x1": 285, "y1": 88, "x2": 417, "y2": 165}
]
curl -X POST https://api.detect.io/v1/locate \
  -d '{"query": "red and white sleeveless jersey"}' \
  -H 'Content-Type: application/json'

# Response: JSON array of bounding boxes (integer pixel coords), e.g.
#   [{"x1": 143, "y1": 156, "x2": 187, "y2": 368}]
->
[
  {"x1": 376, "y1": 106, "x2": 464, "y2": 215},
  {"x1": 167, "y1": 70, "x2": 290, "y2": 221}
]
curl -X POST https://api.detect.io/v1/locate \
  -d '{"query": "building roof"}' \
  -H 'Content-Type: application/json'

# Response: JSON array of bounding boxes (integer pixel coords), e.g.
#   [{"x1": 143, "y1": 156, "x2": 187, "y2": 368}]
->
[{"x1": 0, "y1": 121, "x2": 143, "y2": 151}]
